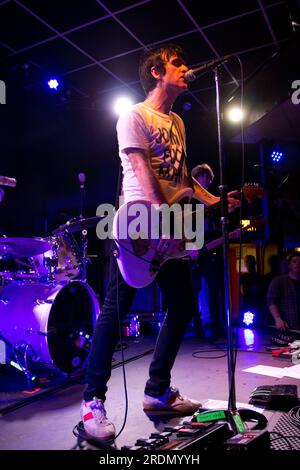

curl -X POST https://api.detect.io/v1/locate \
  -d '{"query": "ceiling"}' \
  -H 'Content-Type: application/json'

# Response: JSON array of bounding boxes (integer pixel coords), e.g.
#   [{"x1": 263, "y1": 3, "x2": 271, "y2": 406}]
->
[{"x1": 0, "y1": 0, "x2": 298, "y2": 110}]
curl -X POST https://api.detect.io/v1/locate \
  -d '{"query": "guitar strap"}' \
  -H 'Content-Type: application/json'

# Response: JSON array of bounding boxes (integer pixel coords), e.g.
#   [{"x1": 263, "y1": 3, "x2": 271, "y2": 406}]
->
[
  {"x1": 171, "y1": 113, "x2": 195, "y2": 192},
  {"x1": 115, "y1": 112, "x2": 201, "y2": 210}
]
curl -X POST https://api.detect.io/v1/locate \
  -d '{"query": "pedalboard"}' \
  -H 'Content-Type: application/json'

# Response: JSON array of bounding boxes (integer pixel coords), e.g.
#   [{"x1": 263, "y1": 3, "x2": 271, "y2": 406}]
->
[{"x1": 121, "y1": 421, "x2": 232, "y2": 451}]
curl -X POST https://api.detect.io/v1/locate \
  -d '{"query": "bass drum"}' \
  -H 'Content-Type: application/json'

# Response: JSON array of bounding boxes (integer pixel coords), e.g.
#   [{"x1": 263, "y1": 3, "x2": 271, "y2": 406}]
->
[{"x1": 0, "y1": 281, "x2": 99, "y2": 373}]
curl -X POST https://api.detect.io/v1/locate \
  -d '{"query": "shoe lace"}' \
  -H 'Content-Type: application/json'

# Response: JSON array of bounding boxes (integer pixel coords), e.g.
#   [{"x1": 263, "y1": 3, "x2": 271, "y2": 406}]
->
[
  {"x1": 169, "y1": 386, "x2": 184, "y2": 401},
  {"x1": 89, "y1": 397, "x2": 108, "y2": 424}
]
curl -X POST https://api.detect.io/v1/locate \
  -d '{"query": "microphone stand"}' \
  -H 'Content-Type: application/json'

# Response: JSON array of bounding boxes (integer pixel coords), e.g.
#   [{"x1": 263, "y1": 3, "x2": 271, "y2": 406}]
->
[
  {"x1": 214, "y1": 65, "x2": 237, "y2": 414},
  {"x1": 194, "y1": 65, "x2": 268, "y2": 435},
  {"x1": 78, "y1": 174, "x2": 88, "y2": 282}
]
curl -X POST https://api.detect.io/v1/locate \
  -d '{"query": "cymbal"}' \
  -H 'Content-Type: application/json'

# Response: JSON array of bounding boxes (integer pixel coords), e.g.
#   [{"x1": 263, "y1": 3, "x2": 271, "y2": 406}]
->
[
  {"x1": 0, "y1": 237, "x2": 52, "y2": 259},
  {"x1": 52, "y1": 217, "x2": 100, "y2": 235}
]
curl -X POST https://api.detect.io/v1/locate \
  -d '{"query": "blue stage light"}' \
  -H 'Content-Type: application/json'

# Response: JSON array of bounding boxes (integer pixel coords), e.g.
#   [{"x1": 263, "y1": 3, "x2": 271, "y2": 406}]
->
[
  {"x1": 243, "y1": 328, "x2": 255, "y2": 347},
  {"x1": 47, "y1": 78, "x2": 59, "y2": 90},
  {"x1": 270, "y1": 150, "x2": 283, "y2": 163},
  {"x1": 242, "y1": 311, "x2": 255, "y2": 326}
]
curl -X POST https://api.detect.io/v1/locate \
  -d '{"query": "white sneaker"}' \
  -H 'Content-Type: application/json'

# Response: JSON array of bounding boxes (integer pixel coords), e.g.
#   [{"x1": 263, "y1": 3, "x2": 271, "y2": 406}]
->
[
  {"x1": 80, "y1": 397, "x2": 115, "y2": 441},
  {"x1": 143, "y1": 386, "x2": 202, "y2": 414}
]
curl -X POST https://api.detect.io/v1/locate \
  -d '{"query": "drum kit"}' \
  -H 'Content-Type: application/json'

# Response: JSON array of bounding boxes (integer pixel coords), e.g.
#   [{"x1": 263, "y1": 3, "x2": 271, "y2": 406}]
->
[{"x1": 0, "y1": 175, "x2": 101, "y2": 386}]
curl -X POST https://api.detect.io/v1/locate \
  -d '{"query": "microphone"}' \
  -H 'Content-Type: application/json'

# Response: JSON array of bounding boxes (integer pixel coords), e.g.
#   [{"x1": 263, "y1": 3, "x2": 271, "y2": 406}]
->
[
  {"x1": 184, "y1": 54, "x2": 233, "y2": 83},
  {"x1": 78, "y1": 172, "x2": 86, "y2": 189},
  {"x1": 0, "y1": 176, "x2": 17, "y2": 187}
]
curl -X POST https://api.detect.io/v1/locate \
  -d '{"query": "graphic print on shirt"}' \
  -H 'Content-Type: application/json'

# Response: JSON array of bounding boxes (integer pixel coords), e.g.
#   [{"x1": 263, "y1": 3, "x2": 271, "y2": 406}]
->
[{"x1": 155, "y1": 121, "x2": 185, "y2": 183}]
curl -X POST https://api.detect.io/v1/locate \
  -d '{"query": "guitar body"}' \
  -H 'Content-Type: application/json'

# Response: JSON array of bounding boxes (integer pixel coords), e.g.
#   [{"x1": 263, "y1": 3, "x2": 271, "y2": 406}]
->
[
  {"x1": 112, "y1": 183, "x2": 264, "y2": 288},
  {"x1": 112, "y1": 188, "x2": 194, "y2": 288}
]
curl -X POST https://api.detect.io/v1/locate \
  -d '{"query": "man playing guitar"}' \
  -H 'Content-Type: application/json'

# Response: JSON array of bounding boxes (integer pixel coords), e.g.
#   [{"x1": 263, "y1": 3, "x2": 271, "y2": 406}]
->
[{"x1": 80, "y1": 44, "x2": 240, "y2": 442}]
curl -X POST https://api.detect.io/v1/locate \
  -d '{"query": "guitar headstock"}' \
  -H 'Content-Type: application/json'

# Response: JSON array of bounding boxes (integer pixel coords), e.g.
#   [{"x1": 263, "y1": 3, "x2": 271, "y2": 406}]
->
[{"x1": 242, "y1": 183, "x2": 265, "y2": 203}]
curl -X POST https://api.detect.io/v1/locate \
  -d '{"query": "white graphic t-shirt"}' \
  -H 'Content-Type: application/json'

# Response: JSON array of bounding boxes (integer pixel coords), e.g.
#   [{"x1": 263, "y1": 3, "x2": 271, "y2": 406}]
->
[{"x1": 116, "y1": 102, "x2": 190, "y2": 204}]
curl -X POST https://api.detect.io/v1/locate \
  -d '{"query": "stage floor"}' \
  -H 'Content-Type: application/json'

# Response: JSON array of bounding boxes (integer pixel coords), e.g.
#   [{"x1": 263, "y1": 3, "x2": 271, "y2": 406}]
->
[{"x1": 0, "y1": 328, "x2": 299, "y2": 451}]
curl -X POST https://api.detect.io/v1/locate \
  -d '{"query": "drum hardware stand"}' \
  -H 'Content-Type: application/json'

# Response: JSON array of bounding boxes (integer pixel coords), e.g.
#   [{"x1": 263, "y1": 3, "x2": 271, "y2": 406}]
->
[
  {"x1": 44, "y1": 256, "x2": 58, "y2": 283},
  {"x1": 21, "y1": 329, "x2": 75, "y2": 379},
  {"x1": 0, "y1": 331, "x2": 37, "y2": 390},
  {"x1": 79, "y1": 229, "x2": 89, "y2": 282},
  {"x1": 76, "y1": 172, "x2": 89, "y2": 282},
  {"x1": 0, "y1": 329, "x2": 68, "y2": 389},
  {"x1": 78, "y1": 173, "x2": 86, "y2": 220}
]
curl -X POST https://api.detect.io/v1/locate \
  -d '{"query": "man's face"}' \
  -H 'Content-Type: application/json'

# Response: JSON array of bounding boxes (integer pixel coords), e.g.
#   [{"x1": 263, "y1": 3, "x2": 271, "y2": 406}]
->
[
  {"x1": 289, "y1": 256, "x2": 300, "y2": 276},
  {"x1": 160, "y1": 54, "x2": 188, "y2": 92}
]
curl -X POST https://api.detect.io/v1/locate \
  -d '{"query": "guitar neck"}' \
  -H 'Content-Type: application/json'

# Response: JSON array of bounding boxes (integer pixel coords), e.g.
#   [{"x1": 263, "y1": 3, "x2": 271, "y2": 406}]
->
[{"x1": 205, "y1": 229, "x2": 241, "y2": 251}]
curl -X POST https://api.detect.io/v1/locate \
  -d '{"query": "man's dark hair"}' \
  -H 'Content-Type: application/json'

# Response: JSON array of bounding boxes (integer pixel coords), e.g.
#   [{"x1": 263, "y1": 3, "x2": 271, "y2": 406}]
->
[
  {"x1": 139, "y1": 44, "x2": 186, "y2": 95},
  {"x1": 191, "y1": 163, "x2": 214, "y2": 182},
  {"x1": 287, "y1": 253, "x2": 300, "y2": 265}
]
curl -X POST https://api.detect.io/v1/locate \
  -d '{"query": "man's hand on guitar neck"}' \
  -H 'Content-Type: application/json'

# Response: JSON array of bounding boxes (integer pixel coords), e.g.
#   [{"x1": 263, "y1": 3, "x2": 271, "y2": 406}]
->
[
  {"x1": 209, "y1": 190, "x2": 240, "y2": 213},
  {"x1": 227, "y1": 190, "x2": 241, "y2": 212}
]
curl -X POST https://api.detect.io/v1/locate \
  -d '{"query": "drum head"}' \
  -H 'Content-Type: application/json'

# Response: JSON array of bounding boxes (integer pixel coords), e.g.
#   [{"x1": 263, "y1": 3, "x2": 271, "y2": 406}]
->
[{"x1": 47, "y1": 281, "x2": 97, "y2": 373}]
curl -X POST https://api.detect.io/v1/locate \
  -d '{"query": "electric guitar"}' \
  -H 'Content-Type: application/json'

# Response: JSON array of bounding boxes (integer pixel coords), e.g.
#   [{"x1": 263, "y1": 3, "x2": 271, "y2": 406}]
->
[
  {"x1": 189, "y1": 219, "x2": 266, "y2": 263},
  {"x1": 112, "y1": 183, "x2": 264, "y2": 288}
]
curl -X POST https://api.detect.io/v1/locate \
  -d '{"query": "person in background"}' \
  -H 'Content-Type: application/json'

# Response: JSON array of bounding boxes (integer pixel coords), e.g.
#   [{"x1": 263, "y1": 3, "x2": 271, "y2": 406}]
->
[
  {"x1": 190, "y1": 163, "x2": 224, "y2": 339},
  {"x1": 267, "y1": 253, "x2": 300, "y2": 330}
]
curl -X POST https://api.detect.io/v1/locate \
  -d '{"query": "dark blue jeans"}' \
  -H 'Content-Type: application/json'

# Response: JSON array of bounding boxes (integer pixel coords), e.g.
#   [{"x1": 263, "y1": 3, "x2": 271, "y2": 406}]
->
[{"x1": 84, "y1": 251, "x2": 197, "y2": 401}]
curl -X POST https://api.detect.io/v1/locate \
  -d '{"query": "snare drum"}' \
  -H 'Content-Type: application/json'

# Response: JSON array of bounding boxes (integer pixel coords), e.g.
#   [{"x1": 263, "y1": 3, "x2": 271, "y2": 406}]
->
[
  {"x1": 0, "y1": 280, "x2": 99, "y2": 373},
  {"x1": 30, "y1": 234, "x2": 81, "y2": 282}
]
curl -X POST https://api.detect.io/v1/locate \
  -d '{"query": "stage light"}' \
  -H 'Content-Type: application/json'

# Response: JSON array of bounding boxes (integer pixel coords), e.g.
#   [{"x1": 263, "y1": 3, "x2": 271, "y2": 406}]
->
[
  {"x1": 47, "y1": 78, "x2": 59, "y2": 90},
  {"x1": 242, "y1": 311, "x2": 255, "y2": 327},
  {"x1": 114, "y1": 96, "x2": 133, "y2": 116},
  {"x1": 227, "y1": 107, "x2": 244, "y2": 123},
  {"x1": 270, "y1": 150, "x2": 283, "y2": 163}
]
